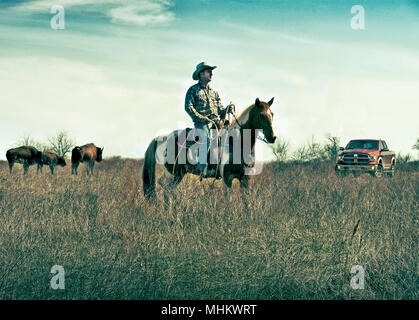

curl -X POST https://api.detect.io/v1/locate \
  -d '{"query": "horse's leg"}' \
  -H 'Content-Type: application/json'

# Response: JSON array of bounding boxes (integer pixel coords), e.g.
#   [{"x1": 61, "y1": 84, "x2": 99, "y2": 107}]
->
[
  {"x1": 158, "y1": 170, "x2": 172, "y2": 206},
  {"x1": 158, "y1": 172, "x2": 170, "y2": 187},
  {"x1": 163, "y1": 176, "x2": 183, "y2": 215},
  {"x1": 50, "y1": 165, "x2": 54, "y2": 175},
  {"x1": 171, "y1": 173, "x2": 184, "y2": 188},
  {"x1": 9, "y1": 161, "x2": 14, "y2": 174},
  {"x1": 223, "y1": 182, "x2": 229, "y2": 201},
  {"x1": 239, "y1": 175, "x2": 252, "y2": 213},
  {"x1": 223, "y1": 173, "x2": 234, "y2": 188},
  {"x1": 223, "y1": 174, "x2": 234, "y2": 201},
  {"x1": 239, "y1": 175, "x2": 250, "y2": 189},
  {"x1": 160, "y1": 166, "x2": 185, "y2": 212},
  {"x1": 86, "y1": 162, "x2": 90, "y2": 176}
]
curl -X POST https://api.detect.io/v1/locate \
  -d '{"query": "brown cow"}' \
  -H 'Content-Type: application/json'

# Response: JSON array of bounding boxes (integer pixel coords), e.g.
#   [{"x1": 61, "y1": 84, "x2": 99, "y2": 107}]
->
[
  {"x1": 37, "y1": 151, "x2": 66, "y2": 175},
  {"x1": 71, "y1": 143, "x2": 103, "y2": 175},
  {"x1": 6, "y1": 146, "x2": 43, "y2": 174}
]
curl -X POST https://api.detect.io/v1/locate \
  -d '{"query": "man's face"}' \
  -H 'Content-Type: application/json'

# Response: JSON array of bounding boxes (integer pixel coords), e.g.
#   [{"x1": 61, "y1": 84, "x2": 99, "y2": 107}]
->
[{"x1": 199, "y1": 69, "x2": 213, "y2": 83}]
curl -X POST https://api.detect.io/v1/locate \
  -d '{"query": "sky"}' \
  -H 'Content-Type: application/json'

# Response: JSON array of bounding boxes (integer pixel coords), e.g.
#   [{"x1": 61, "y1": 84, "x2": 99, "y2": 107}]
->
[{"x1": 0, "y1": 0, "x2": 418, "y2": 160}]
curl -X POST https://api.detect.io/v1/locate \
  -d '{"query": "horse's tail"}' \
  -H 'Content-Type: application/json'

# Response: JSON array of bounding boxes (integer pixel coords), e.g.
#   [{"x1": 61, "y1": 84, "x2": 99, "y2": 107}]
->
[{"x1": 142, "y1": 138, "x2": 158, "y2": 199}]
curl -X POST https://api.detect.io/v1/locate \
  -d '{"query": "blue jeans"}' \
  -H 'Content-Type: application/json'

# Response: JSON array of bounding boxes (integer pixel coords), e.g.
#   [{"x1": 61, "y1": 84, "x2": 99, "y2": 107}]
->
[{"x1": 194, "y1": 122, "x2": 211, "y2": 171}]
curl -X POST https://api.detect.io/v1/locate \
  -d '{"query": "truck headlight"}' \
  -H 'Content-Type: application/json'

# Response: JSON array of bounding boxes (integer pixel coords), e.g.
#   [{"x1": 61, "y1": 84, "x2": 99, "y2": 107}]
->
[{"x1": 369, "y1": 155, "x2": 377, "y2": 161}]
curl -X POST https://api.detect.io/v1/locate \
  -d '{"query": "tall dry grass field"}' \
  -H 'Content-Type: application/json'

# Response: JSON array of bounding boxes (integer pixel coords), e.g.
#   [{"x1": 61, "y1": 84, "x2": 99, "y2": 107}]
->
[{"x1": 0, "y1": 158, "x2": 417, "y2": 299}]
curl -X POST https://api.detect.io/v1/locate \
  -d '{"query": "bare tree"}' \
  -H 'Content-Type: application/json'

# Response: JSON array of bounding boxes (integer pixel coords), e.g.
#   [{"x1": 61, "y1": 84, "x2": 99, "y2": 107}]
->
[
  {"x1": 397, "y1": 153, "x2": 412, "y2": 164},
  {"x1": 292, "y1": 145, "x2": 310, "y2": 162},
  {"x1": 269, "y1": 137, "x2": 290, "y2": 162},
  {"x1": 16, "y1": 134, "x2": 33, "y2": 146},
  {"x1": 15, "y1": 134, "x2": 47, "y2": 151},
  {"x1": 413, "y1": 138, "x2": 419, "y2": 150},
  {"x1": 324, "y1": 134, "x2": 341, "y2": 161},
  {"x1": 291, "y1": 136, "x2": 332, "y2": 162},
  {"x1": 307, "y1": 136, "x2": 327, "y2": 161},
  {"x1": 47, "y1": 131, "x2": 75, "y2": 158}
]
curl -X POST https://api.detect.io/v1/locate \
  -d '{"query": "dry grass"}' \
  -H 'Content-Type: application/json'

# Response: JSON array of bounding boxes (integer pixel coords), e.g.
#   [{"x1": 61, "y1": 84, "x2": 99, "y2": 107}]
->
[{"x1": 0, "y1": 158, "x2": 417, "y2": 299}]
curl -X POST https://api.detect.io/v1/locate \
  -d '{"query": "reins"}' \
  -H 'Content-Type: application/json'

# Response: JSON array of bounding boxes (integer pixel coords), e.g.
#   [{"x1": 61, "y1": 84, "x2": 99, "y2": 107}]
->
[
  {"x1": 231, "y1": 106, "x2": 270, "y2": 144},
  {"x1": 231, "y1": 111, "x2": 244, "y2": 129}
]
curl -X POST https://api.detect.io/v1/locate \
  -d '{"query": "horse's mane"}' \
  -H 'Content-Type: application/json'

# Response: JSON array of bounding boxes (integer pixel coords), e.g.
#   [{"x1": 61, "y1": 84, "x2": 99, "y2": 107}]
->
[{"x1": 231, "y1": 103, "x2": 255, "y2": 128}]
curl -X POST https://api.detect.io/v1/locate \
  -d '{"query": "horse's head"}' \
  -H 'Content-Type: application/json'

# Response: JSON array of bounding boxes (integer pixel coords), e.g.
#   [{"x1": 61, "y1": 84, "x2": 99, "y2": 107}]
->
[{"x1": 249, "y1": 97, "x2": 277, "y2": 143}]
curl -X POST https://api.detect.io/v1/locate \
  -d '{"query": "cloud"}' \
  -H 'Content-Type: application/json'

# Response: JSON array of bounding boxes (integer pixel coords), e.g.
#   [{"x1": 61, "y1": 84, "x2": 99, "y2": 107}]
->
[
  {"x1": 109, "y1": 1, "x2": 175, "y2": 26},
  {"x1": 9, "y1": 0, "x2": 175, "y2": 26},
  {"x1": 217, "y1": 19, "x2": 329, "y2": 47}
]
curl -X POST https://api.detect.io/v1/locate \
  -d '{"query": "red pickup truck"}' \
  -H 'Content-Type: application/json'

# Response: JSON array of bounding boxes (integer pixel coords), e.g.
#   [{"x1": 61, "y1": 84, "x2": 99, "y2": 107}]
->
[{"x1": 335, "y1": 139, "x2": 396, "y2": 178}]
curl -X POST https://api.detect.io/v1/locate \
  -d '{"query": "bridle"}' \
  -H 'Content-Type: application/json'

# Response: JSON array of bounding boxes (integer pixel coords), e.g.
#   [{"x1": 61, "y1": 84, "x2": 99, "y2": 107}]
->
[{"x1": 230, "y1": 105, "x2": 271, "y2": 145}]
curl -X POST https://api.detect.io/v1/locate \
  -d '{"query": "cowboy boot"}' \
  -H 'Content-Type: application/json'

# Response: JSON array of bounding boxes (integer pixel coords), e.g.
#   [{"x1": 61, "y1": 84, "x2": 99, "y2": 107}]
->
[{"x1": 200, "y1": 165, "x2": 216, "y2": 180}]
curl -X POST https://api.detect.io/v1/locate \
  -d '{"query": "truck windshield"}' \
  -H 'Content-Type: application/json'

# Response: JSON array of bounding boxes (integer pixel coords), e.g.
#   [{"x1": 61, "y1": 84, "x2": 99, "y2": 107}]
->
[{"x1": 346, "y1": 140, "x2": 379, "y2": 150}]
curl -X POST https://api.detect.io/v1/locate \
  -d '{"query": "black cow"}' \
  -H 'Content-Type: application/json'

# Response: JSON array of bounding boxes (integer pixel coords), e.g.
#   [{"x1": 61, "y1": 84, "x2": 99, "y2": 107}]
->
[
  {"x1": 71, "y1": 143, "x2": 104, "y2": 175},
  {"x1": 37, "y1": 151, "x2": 66, "y2": 175},
  {"x1": 6, "y1": 146, "x2": 43, "y2": 174}
]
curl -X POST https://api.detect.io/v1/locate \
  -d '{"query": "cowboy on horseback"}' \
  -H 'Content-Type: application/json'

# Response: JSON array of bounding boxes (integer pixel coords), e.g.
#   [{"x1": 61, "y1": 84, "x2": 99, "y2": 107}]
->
[
  {"x1": 185, "y1": 62, "x2": 233, "y2": 178},
  {"x1": 143, "y1": 91, "x2": 276, "y2": 198}
]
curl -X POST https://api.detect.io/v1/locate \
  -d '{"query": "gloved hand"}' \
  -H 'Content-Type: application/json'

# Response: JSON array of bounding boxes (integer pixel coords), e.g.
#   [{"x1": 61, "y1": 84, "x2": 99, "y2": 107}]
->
[{"x1": 226, "y1": 102, "x2": 236, "y2": 115}]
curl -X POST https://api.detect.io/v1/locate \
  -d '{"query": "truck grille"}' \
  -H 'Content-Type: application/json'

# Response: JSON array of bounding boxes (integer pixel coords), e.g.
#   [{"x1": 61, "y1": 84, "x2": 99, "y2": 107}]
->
[{"x1": 342, "y1": 153, "x2": 370, "y2": 165}]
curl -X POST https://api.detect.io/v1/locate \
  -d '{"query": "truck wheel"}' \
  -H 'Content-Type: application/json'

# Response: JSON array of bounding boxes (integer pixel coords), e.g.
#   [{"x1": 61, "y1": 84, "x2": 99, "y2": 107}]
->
[
  {"x1": 335, "y1": 168, "x2": 346, "y2": 177},
  {"x1": 374, "y1": 164, "x2": 384, "y2": 178},
  {"x1": 387, "y1": 164, "x2": 395, "y2": 178}
]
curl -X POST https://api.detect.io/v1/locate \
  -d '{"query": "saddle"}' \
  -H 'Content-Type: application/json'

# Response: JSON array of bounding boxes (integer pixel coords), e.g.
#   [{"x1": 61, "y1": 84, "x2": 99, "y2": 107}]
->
[
  {"x1": 174, "y1": 119, "x2": 231, "y2": 176},
  {"x1": 177, "y1": 120, "x2": 230, "y2": 149}
]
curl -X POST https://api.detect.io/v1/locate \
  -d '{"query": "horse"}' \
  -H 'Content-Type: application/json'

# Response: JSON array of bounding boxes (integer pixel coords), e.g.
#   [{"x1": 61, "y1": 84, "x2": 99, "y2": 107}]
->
[{"x1": 142, "y1": 97, "x2": 276, "y2": 199}]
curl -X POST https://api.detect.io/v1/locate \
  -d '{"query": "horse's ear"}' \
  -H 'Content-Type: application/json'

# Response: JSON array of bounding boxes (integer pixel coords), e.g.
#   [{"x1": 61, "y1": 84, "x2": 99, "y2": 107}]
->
[
  {"x1": 255, "y1": 98, "x2": 261, "y2": 108},
  {"x1": 268, "y1": 97, "x2": 274, "y2": 107}
]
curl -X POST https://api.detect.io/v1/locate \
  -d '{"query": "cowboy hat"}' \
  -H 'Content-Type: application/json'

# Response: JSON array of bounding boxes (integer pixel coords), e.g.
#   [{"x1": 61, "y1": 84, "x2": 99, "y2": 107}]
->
[{"x1": 192, "y1": 62, "x2": 217, "y2": 80}]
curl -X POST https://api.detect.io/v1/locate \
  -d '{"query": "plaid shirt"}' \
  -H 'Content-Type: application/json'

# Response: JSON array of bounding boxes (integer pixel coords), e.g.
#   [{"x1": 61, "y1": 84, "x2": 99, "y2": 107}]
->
[{"x1": 185, "y1": 82, "x2": 224, "y2": 125}]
